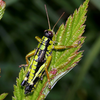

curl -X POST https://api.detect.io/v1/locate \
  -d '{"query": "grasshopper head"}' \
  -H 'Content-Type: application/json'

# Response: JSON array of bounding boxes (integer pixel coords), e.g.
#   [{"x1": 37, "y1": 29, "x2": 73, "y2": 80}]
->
[{"x1": 44, "y1": 29, "x2": 55, "y2": 40}]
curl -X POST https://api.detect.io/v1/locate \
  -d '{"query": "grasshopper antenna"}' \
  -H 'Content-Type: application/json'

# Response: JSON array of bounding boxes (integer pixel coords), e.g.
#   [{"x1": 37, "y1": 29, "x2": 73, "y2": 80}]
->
[
  {"x1": 45, "y1": 5, "x2": 51, "y2": 29},
  {"x1": 52, "y1": 12, "x2": 65, "y2": 31}
]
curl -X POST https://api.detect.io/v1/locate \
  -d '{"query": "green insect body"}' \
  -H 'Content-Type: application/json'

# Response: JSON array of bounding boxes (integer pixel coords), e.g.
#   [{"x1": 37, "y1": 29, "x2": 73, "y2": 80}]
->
[{"x1": 21, "y1": 29, "x2": 56, "y2": 94}]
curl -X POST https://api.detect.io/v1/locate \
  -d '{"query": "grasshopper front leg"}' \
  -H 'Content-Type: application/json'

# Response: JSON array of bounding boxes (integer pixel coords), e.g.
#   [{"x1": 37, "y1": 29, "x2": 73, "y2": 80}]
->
[{"x1": 35, "y1": 36, "x2": 42, "y2": 43}]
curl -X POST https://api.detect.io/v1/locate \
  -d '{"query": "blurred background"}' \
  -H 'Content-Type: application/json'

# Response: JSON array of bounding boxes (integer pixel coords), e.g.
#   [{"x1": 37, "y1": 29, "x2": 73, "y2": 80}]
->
[{"x1": 0, "y1": 0, "x2": 100, "y2": 100}]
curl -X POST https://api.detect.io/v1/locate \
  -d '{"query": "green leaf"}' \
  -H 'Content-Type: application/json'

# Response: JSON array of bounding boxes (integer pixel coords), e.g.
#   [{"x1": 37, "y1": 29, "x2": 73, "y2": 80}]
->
[
  {"x1": 0, "y1": 93, "x2": 8, "y2": 100},
  {"x1": 12, "y1": 68, "x2": 25, "y2": 100},
  {"x1": 0, "y1": 0, "x2": 6, "y2": 20},
  {"x1": 67, "y1": 35, "x2": 100, "y2": 100},
  {"x1": 13, "y1": 0, "x2": 89, "y2": 99}
]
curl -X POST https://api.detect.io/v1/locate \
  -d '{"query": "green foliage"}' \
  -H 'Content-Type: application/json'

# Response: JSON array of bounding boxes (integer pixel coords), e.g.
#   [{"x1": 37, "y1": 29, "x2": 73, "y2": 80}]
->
[
  {"x1": 0, "y1": 0, "x2": 6, "y2": 20},
  {"x1": 12, "y1": 68, "x2": 24, "y2": 100},
  {"x1": 0, "y1": 93, "x2": 8, "y2": 100},
  {"x1": 13, "y1": 0, "x2": 89, "y2": 100},
  {"x1": 67, "y1": 35, "x2": 100, "y2": 100}
]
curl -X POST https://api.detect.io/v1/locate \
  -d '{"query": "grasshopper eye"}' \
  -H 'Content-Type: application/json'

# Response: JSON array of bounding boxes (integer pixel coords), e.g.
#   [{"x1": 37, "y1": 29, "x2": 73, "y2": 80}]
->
[{"x1": 48, "y1": 31, "x2": 53, "y2": 37}]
